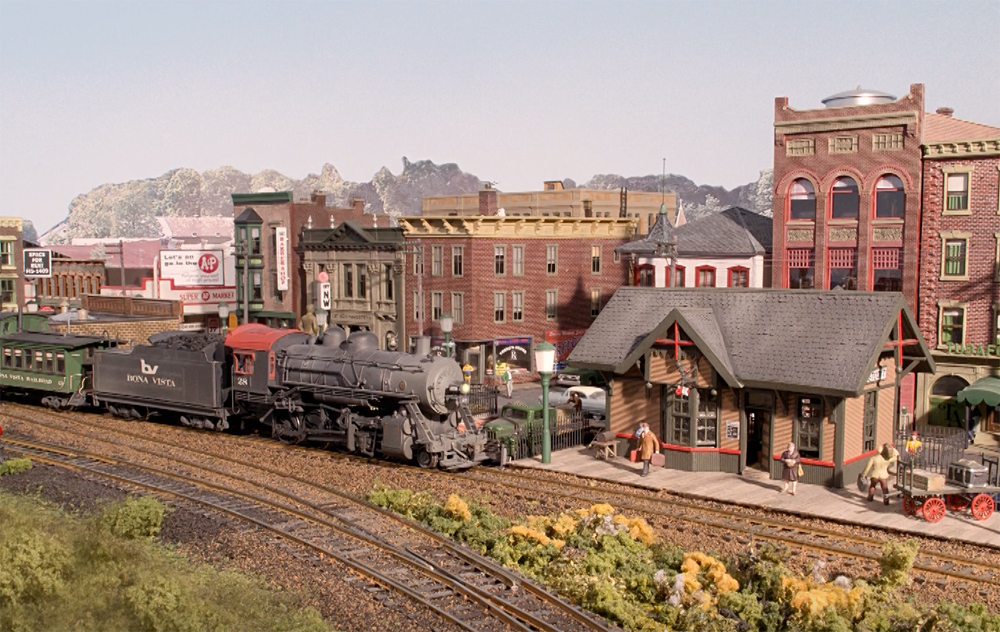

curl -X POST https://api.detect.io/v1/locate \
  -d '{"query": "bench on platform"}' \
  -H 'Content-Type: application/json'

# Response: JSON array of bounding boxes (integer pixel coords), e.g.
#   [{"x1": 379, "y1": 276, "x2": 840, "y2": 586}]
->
[{"x1": 589, "y1": 431, "x2": 618, "y2": 460}]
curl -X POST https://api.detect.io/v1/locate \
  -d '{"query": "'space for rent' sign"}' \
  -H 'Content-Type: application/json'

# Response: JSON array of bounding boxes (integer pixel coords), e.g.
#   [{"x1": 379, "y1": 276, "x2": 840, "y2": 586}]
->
[{"x1": 23, "y1": 249, "x2": 52, "y2": 278}]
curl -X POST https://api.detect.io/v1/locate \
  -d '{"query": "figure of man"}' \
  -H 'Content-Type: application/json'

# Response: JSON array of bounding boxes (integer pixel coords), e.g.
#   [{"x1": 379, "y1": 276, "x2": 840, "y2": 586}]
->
[
  {"x1": 639, "y1": 422, "x2": 659, "y2": 477},
  {"x1": 862, "y1": 443, "x2": 898, "y2": 505},
  {"x1": 299, "y1": 305, "x2": 319, "y2": 336},
  {"x1": 501, "y1": 363, "x2": 513, "y2": 398}
]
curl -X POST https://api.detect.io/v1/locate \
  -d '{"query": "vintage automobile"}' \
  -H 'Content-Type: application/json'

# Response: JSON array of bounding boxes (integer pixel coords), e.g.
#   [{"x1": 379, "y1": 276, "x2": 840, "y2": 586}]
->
[
  {"x1": 554, "y1": 367, "x2": 607, "y2": 388},
  {"x1": 539, "y1": 385, "x2": 607, "y2": 420}
]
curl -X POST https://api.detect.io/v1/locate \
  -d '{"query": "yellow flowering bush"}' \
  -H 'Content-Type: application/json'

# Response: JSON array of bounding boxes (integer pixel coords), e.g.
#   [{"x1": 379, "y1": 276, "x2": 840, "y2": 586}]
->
[
  {"x1": 783, "y1": 576, "x2": 865, "y2": 619},
  {"x1": 443, "y1": 494, "x2": 471, "y2": 522}
]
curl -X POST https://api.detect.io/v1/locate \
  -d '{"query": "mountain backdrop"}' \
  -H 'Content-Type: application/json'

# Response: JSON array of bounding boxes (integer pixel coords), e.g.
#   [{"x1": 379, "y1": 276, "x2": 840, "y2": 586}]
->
[{"x1": 45, "y1": 158, "x2": 773, "y2": 241}]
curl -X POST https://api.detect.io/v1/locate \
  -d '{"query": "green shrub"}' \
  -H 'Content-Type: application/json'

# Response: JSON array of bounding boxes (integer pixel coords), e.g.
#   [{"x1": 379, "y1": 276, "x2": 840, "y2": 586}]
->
[
  {"x1": 878, "y1": 539, "x2": 919, "y2": 587},
  {"x1": 0, "y1": 531, "x2": 70, "y2": 607},
  {"x1": 0, "y1": 457, "x2": 32, "y2": 476},
  {"x1": 100, "y1": 496, "x2": 168, "y2": 540}
]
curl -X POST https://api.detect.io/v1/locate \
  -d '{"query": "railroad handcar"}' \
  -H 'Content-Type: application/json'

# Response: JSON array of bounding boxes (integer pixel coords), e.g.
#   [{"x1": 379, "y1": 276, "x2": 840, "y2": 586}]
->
[
  {"x1": 92, "y1": 332, "x2": 231, "y2": 430},
  {"x1": 0, "y1": 331, "x2": 118, "y2": 409}
]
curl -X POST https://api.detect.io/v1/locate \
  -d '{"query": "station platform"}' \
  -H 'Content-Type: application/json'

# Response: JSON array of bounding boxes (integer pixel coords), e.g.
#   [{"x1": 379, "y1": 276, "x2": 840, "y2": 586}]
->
[{"x1": 512, "y1": 446, "x2": 1000, "y2": 549}]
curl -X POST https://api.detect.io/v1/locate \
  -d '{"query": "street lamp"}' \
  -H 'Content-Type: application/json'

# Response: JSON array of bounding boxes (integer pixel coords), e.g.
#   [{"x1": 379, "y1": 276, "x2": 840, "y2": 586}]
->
[
  {"x1": 217, "y1": 302, "x2": 229, "y2": 335},
  {"x1": 440, "y1": 313, "x2": 453, "y2": 358},
  {"x1": 534, "y1": 340, "x2": 556, "y2": 464}
]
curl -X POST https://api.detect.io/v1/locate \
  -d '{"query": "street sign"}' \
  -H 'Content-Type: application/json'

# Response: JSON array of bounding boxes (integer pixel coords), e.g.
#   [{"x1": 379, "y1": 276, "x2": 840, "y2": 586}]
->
[
  {"x1": 319, "y1": 282, "x2": 331, "y2": 310},
  {"x1": 23, "y1": 249, "x2": 52, "y2": 278},
  {"x1": 275, "y1": 227, "x2": 289, "y2": 291}
]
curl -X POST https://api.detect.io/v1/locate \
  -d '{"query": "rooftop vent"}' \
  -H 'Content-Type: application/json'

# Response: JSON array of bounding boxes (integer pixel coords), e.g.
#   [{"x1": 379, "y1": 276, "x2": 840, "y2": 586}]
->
[
  {"x1": 821, "y1": 86, "x2": 896, "y2": 108},
  {"x1": 936, "y1": 106, "x2": 954, "y2": 117}
]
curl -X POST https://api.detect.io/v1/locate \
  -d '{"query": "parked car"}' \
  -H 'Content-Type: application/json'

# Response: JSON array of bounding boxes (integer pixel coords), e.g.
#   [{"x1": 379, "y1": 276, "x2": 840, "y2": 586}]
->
[
  {"x1": 554, "y1": 367, "x2": 607, "y2": 388},
  {"x1": 540, "y1": 385, "x2": 607, "y2": 420}
]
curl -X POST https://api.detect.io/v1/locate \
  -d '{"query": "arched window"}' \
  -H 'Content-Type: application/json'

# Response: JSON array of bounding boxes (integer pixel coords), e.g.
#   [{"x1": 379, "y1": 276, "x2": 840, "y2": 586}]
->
[
  {"x1": 931, "y1": 375, "x2": 968, "y2": 397},
  {"x1": 874, "y1": 175, "x2": 905, "y2": 218},
  {"x1": 831, "y1": 176, "x2": 859, "y2": 219},
  {"x1": 789, "y1": 179, "x2": 815, "y2": 220}
]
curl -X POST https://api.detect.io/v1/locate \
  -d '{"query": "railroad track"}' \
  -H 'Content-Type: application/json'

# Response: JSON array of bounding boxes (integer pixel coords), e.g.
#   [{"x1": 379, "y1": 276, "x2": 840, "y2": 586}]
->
[
  {"x1": 0, "y1": 406, "x2": 616, "y2": 632},
  {"x1": 6, "y1": 405, "x2": 1000, "y2": 592}
]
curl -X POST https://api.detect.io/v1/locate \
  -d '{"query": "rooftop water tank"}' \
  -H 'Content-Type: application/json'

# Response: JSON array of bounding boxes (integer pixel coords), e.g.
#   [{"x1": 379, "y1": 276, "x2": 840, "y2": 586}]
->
[{"x1": 821, "y1": 87, "x2": 896, "y2": 108}]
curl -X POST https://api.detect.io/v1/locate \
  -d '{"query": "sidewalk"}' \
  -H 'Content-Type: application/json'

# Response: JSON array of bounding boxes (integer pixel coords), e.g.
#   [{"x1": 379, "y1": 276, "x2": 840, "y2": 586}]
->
[{"x1": 512, "y1": 446, "x2": 1000, "y2": 548}]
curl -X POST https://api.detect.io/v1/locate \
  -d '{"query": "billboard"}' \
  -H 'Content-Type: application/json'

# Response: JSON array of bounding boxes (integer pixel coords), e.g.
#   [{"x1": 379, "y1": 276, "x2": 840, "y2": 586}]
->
[
  {"x1": 23, "y1": 249, "x2": 52, "y2": 278},
  {"x1": 275, "y1": 227, "x2": 289, "y2": 291},
  {"x1": 545, "y1": 328, "x2": 588, "y2": 370},
  {"x1": 160, "y1": 250, "x2": 224, "y2": 287}
]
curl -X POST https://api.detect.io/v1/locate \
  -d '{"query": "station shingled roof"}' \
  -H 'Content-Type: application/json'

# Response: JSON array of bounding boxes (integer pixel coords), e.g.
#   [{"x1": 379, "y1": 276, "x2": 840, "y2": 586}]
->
[{"x1": 568, "y1": 288, "x2": 934, "y2": 397}]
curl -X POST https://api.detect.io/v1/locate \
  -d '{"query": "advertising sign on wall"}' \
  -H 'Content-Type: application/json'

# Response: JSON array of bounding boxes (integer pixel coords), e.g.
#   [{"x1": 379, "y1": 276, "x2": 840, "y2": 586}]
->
[
  {"x1": 545, "y1": 328, "x2": 588, "y2": 370},
  {"x1": 23, "y1": 249, "x2": 52, "y2": 278},
  {"x1": 275, "y1": 227, "x2": 289, "y2": 291},
  {"x1": 160, "y1": 250, "x2": 224, "y2": 287},
  {"x1": 494, "y1": 337, "x2": 532, "y2": 374}
]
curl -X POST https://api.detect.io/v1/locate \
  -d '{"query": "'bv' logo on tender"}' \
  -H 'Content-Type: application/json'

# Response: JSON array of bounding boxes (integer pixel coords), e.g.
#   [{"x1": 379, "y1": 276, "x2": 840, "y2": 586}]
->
[{"x1": 140, "y1": 359, "x2": 159, "y2": 375}]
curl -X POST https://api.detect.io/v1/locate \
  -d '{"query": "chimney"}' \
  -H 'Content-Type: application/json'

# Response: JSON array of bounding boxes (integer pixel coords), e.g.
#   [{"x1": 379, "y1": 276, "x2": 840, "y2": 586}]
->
[
  {"x1": 311, "y1": 191, "x2": 327, "y2": 207},
  {"x1": 479, "y1": 183, "x2": 498, "y2": 217},
  {"x1": 351, "y1": 198, "x2": 365, "y2": 217},
  {"x1": 936, "y1": 106, "x2": 954, "y2": 117}
]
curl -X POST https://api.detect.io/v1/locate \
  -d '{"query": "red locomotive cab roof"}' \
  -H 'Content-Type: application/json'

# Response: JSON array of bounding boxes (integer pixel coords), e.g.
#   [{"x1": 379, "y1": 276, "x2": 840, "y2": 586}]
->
[{"x1": 225, "y1": 323, "x2": 305, "y2": 352}]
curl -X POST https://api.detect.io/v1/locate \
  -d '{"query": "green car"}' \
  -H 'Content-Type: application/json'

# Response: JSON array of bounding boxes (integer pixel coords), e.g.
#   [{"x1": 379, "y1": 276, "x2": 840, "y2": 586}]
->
[{"x1": 485, "y1": 403, "x2": 592, "y2": 463}]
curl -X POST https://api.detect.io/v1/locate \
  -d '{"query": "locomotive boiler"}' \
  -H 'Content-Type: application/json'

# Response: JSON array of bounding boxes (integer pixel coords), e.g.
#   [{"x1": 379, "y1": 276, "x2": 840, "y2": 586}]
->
[{"x1": 226, "y1": 324, "x2": 491, "y2": 470}]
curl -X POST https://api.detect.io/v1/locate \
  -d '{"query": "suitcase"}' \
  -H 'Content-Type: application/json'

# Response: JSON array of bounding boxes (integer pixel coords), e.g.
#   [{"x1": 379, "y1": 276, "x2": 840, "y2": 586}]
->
[
  {"x1": 629, "y1": 449, "x2": 639, "y2": 463},
  {"x1": 650, "y1": 452, "x2": 665, "y2": 467}
]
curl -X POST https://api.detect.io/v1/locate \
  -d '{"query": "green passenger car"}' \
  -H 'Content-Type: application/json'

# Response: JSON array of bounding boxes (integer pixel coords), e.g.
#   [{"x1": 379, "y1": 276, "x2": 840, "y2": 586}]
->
[{"x1": 0, "y1": 332, "x2": 118, "y2": 408}]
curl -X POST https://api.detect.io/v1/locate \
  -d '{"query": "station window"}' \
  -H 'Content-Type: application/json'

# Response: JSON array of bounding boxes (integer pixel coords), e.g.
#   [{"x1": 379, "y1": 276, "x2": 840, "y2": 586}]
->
[
  {"x1": 234, "y1": 353, "x2": 255, "y2": 375},
  {"x1": 670, "y1": 394, "x2": 691, "y2": 445},
  {"x1": 696, "y1": 389, "x2": 718, "y2": 447},
  {"x1": 55, "y1": 353, "x2": 65, "y2": 374},
  {"x1": 796, "y1": 396, "x2": 822, "y2": 459}
]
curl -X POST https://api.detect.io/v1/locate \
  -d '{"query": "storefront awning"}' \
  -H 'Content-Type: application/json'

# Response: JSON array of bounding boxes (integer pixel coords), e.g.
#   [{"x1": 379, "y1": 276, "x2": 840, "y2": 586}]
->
[{"x1": 957, "y1": 376, "x2": 1000, "y2": 407}]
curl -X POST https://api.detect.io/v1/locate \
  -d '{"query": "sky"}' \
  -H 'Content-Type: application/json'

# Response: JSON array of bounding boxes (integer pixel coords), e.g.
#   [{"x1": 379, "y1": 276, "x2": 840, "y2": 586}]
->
[{"x1": 2, "y1": 0, "x2": 998, "y2": 234}]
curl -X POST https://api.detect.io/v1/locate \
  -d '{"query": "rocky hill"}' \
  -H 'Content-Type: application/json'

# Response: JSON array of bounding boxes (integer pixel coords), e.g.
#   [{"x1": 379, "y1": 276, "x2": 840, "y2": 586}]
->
[{"x1": 49, "y1": 159, "x2": 771, "y2": 241}]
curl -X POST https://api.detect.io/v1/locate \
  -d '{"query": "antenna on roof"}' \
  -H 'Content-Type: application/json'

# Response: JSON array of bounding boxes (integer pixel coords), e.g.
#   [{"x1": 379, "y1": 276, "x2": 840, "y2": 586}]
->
[{"x1": 661, "y1": 158, "x2": 665, "y2": 205}]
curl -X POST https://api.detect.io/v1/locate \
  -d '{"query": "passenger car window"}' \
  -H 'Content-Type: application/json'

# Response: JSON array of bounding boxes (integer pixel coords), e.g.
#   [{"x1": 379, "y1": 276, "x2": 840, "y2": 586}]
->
[{"x1": 56, "y1": 353, "x2": 65, "y2": 373}]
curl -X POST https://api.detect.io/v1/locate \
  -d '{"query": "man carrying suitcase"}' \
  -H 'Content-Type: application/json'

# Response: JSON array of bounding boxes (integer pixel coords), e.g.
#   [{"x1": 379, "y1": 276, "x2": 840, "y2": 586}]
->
[{"x1": 639, "y1": 422, "x2": 660, "y2": 477}]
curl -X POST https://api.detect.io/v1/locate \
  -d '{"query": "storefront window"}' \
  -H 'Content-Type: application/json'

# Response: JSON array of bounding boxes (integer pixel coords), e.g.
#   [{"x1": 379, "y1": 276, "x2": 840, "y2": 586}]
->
[
  {"x1": 495, "y1": 337, "x2": 532, "y2": 374},
  {"x1": 928, "y1": 375, "x2": 968, "y2": 427}
]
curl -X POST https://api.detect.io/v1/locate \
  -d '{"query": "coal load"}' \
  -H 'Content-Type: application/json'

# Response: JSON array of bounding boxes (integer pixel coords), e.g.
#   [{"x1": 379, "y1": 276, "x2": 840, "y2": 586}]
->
[{"x1": 149, "y1": 331, "x2": 225, "y2": 351}]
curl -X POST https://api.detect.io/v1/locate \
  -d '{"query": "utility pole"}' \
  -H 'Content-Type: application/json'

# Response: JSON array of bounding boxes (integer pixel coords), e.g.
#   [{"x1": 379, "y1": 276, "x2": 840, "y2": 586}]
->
[
  {"x1": 118, "y1": 240, "x2": 125, "y2": 296},
  {"x1": 416, "y1": 241, "x2": 424, "y2": 344}
]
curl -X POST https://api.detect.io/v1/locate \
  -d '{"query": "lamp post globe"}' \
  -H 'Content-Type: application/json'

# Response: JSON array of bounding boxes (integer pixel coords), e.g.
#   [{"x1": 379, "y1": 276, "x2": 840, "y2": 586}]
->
[
  {"x1": 217, "y1": 302, "x2": 230, "y2": 334},
  {"x1": 534, "y1": 340, "x2": 557, "y2": 464},
  {"x1": 440, "y1": 313, "x2": 453, "y2": 358}
]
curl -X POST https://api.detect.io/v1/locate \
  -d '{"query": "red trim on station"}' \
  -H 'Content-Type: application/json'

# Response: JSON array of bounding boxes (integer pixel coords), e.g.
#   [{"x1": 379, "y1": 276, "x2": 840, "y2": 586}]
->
[
  {"x1": 225, "y1": 323, "x2": 303, "y2": 352},
  {"x1": 662, "y1": 443, "x2": 740, "y2": 455},
  {"x1": 772, "y1": 453, "x2": 835, "y2": 468},
  {"x1": 844, "y1": 449, "x2": 879, "y2": 465},
  {"x1": 883, "y1": 311, "x2": 918, "y2": 369},
  {"x1": 654, "y1": 321, "x2": 695, "y2": 359}
]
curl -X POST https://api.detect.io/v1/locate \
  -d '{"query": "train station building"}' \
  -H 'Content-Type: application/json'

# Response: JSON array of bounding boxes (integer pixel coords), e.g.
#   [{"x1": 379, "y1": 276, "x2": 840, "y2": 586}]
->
[{"x1": 568, "y1": 287, "x2": 935, "y2": 487}]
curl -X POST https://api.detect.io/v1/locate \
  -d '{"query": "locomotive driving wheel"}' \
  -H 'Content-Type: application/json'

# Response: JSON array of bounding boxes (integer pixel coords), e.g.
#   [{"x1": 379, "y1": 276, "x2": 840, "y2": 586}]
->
[
  {"x1": 970, "y1": 493, "x2": 995, "y2": 521},
  {"x1": 921, "y1": 496, "x2": 946, "y2": 523},
  {"x1": 902, "y1": 496, "x2": 917, "y2": 516}
]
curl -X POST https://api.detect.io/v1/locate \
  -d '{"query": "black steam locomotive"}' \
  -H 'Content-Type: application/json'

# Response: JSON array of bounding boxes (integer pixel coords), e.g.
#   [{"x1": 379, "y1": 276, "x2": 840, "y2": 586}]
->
[{"x1": 5, "y1": 324, "x2": 493, "y2": 470}]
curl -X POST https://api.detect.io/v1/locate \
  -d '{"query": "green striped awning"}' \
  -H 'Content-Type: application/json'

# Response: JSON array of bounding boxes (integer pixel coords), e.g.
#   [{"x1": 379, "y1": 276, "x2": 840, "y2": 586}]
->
[{"x1": 957, "y1": 376, "x2": 1000, "y2": 407}]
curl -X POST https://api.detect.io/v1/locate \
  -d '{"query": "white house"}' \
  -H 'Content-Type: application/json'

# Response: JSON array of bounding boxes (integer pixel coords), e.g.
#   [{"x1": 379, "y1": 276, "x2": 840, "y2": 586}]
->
[{"x1": 616, "y1": 207, "x2": 772, "y2": 288}]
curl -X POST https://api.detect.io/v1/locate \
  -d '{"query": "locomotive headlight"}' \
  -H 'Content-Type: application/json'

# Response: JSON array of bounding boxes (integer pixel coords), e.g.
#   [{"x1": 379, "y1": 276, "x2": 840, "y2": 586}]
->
[{"x1": 460, "y1": 383, "x2": 471, "y2": 395}]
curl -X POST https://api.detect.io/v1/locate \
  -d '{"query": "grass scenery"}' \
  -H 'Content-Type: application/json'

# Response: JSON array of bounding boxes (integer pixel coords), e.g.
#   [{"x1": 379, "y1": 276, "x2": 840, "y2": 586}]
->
[
  {"x1": 0, "y1": 491, "x2": 334, "y2": 632},
  {"x1": 368, "y1": 486, "x2": 999, "y2": 632}
]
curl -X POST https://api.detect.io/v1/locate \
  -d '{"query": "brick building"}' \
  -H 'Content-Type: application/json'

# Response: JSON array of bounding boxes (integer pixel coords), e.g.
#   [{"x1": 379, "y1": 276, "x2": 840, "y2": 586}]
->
[
  {"x1": 32, "y1": 255, "x2": 105, "y2": 308},
  {"x1": 231, "y1": 191, "x2": 381, "y2": 327},
  {"x1": 399, "y1": 211, "x2": 635, "y2": 384},
  {"x1": 0, "y1": 217, "x2": 24, "y2": 310},
  {"x1": 47, "y1": 294, "x2": 184, "y2": 345},
  {"x1": 771, "y1": 85, "x2": 924, "y2": 302},
  {"x1": 915, "y1": 111, "x2": 1000, "y2": 439}
]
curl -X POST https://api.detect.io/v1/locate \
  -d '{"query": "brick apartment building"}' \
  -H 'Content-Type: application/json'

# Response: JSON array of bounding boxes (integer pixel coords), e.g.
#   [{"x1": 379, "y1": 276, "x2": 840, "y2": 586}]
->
[
  {"x1": 770, "y1": 83, "x2": 1000, "y2": 442},
  {"x1": 401, "y1": 187, "x2": 635, "y2": 383},
  {"x1": 231, "y1": 191, "x2": 381, "y2": 327},
  {"x1": 915, "y1": 111, "x2": 1000, "y2": 436}
]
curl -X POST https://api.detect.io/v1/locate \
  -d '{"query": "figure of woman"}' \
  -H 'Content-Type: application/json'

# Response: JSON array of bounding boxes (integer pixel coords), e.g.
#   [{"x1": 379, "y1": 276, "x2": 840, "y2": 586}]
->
[{"x1": 780, "y1": 442, "x2": 801, "y2": 495}]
